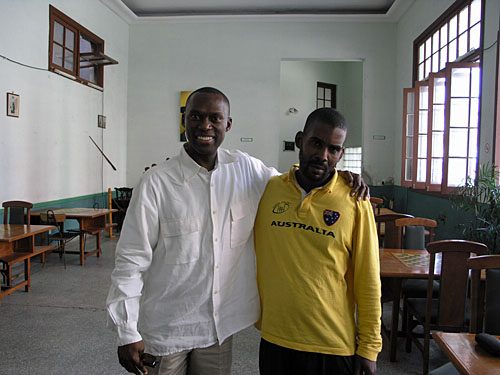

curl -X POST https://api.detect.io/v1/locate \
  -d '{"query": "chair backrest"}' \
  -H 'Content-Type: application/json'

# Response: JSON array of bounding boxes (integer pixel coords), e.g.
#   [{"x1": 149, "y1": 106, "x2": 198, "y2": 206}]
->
[
  {"x1": 114, "y1": 187, "x2": 133, "y2": 209},
  {"x1": 370, "y1": 197, "x2": 383, "y2": 215},
  {"x1": 426, "y1": 240, "x2": 488, "y2": 330},
  {"x1": 395, "y1": 217, "x2": 437, "y2": 250},
  {"x1": 468, "y1": 255, "x2": 500, "y2": 334},
  {"x1": 39, "y1": 210, "x2": 66, "y2": 228},
  {"x1": 2, "y1": 200, "x2": 33, "y2": 225},
  {"x1": 375, "y1": 213, "x2": 413, "y2": 248}
]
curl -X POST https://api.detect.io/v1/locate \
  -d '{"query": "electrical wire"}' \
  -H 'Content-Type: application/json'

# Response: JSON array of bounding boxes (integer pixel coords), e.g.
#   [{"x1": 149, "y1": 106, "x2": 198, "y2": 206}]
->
[
  {"x1": 0, "y1": 53, "x2": 47, "y2": 71},
  {"x1": 483, "y1": 40, "x2": 498, "y2": 52}
]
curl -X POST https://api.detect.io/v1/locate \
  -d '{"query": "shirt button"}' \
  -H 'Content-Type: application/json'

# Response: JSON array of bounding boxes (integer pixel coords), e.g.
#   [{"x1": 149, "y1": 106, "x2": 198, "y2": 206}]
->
[
  {"x1": 213, "y1": 210, "x2": 216, "y2": 214},
  {"x1": 214, "y1": 312, "x2": 218, "y2": 316},
  {"x1": 215, "y1": 238, "x2": 218, "y2": 242},
  {"x1": 214, "y1": 290, "x2": 219, "y2": 295},
  {"x1": 216, "y1": 264, "x2": 220, "y2": 269},
  {"x1": 211, "y1": 183, "x2": 214, "y2": 187}
]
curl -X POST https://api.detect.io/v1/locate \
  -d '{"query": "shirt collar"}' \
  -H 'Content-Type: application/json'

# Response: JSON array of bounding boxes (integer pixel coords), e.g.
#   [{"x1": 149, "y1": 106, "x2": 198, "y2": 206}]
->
[
  {"x1": 288, "y1": 164, "x2": 338, "y2": 194},
  {"x1": 179, "y1": 145, "x2": 238, "y2": 182}
]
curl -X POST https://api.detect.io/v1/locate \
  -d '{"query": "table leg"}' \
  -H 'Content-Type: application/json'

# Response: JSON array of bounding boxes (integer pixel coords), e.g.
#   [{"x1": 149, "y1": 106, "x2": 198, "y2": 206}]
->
[
  {"x1": 24, "y1": 258, "x2": 31, "y2": 292},
  {"x1": 390, "y1": 278, "x2": 403, "y2": 362},
  {"x1": 79, "y1": 231, "x2": 85, "y2": 265}
]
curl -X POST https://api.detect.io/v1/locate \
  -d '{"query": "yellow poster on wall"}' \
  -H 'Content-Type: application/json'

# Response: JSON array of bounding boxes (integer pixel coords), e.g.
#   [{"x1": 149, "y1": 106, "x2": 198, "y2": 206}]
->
[{"x1": 180, "y1": 91, "x2": 193, "y2": 142}]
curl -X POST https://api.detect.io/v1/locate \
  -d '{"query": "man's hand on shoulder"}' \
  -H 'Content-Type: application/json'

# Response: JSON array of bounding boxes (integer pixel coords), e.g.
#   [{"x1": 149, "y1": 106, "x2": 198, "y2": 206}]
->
[
  {"x1": 337, "y1": 170, "x2": 370, "y2": 201},
  {"x1": 354, "y1": 354, "x2": 376, "y2": 375},
  {"x1": 118, "y1": 340, "x2": 148, "y2": 374}
]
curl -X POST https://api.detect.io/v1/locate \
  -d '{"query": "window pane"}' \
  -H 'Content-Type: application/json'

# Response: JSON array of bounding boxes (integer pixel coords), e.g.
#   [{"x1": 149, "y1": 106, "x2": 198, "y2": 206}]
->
[
  {"x1": 419, "y1": 111, "x2": 428, "y2": 133},
  {"x1": 469, "y1": 24, "x2": 481, "y2": 50},
  {"x1": 325, "y1": 89, "x2": 331, "y2": 101},
  {"x1": 433, "y1": 106, "x2": 445, "y2": 131},
  {"x1": 406, "y1": 115, "x2": 414, "y2": 136},
  {"x1": 417, "y1": 159, "x2": 427, "y2": 182},
  {"x1": 419, "y1": 64, "x2": 425, "y2": 81},
  {"x1": 448, "y1": 158, "x2": 467, "y2": 186},
  {"x1": 407, "y1": 91, "x2": 415, "y2": 112},
  {"x1": 64, "y1": 50, "x2": 74, "y2": 70},
  {"x1": 433, "y1": 31, "x2": 440, "y2": 54},
  {"x1": 468, "y1": 158, "x2": 477, "y2": 181},
  {"x1": 432, "y1": 53, "x2": 439, "y2": 73},
  {"x1": 406, "y1": 137, "x2": 413, "y2": 158},
  {"x1": 80, "y1": 34, "x2": 94, "y2": 53},
  {"x1": 440, "y1": 47, "x2": 448, "y2": 70},
  {"x1": 405, "y1": 159, "x2": 413, "y2": 181},
  {"x1": 425, "y1": 38, "x2": 432, "y2": 59},
  {"x1": 425, "y1": 59, "x2": 431, "y2": 78},
  {"x1": 449, "y1": 128, "x2": 469, "y2": 157},
  {"x1": 440, "y1": 25, "x2": 448, "y2": 47},
  {"x1": 470, "y1": 98, "x2": 480, "y2": 127},
  {"x1": 434, "y1": 77, "x2": 446, "y2": 104},
  {"x1": 418, "y1": 135, "x2": 427, "y2": 157},
  {"x1": 450, "y1": 98, "x2": 470, "y2": 127},
  {"x1": 470, "y1": 0, "x2": 481, "y2": 26},
  {"x1": 54, "y1": 21, "x2": 64, "y2": 44},
  {"x1": 317, "y1": 100, "x2": 323, "y2": 108},
  {"x1": 432, "y1": 133, "x2": 444, "y2": 157},
  {"x1": 65, "y1": 28, "x2": 74, "y2": 50},
  {"x1": 469, "y1": 128, "x2": 478, "y2": 157},
  {"x1": 458, "y1": 32, "x2": 469, "y2": 57},
  {"x1": 419, "y1": 86, "x2": 429, "y2": 109},
  {"x1": 419, "y1": 44, "x2": 425, "y2": 63},
  {"x1": 431, "y1": 158, "x2": 443, "y2": 184},
  {"x1": 458, "y1": 7, "x2": 469, "y2": 34},
  {"x1": 52, "y1": 44, "x2": 63, "y2": 66},
  {"x1": 449, "y1": 16, "x2": 458, "y2": 40},
  {"x1": 471, "y1": 67, "x2": 480, "y2": 98},
  {"x1": 451, "y1": 68, "x2": 470, "y2": 97},
  {"x1": 324, "y1": 100, "x2": 331, "y2": 108},
  {"x1": 449, "y1": 39, "x2": 457, "y2": 61},
  {"x1": 317, "y1": 87, "x2": 324, "y2": 99},
  {"x1": 80, "y1": 67, "x2": 97, "y2": 83}
]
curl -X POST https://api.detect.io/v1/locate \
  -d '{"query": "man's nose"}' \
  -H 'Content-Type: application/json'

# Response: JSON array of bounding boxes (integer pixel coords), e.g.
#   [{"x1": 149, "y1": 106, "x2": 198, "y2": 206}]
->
[
  {"x1": 200, "y1": 116, "x2": 213, "y2": 129},
  {"x1": 317, "y1": 147, "x2": 329, "y2": 161}
]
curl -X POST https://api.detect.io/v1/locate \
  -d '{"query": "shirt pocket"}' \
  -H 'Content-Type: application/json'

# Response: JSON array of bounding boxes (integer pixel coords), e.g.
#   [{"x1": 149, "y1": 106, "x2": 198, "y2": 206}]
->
[
  {"x1": 230, "y1": 200, "x2": 254, "y2": 249},
  {"x1": 161, "y1": 217, "x2": 200, "y2": 264}
]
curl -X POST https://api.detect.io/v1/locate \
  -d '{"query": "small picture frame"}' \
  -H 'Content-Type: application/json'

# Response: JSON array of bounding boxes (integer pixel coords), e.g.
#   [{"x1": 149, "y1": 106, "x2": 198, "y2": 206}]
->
[
  {"x1": 283, "y1": 141, "x2": 295, "y2": 151},
  {"x1": 7, "y1": 93, "x2": 19, "y2": 118},
  {"x1": 98, "y1": 114, "x2": 107, "y2": 128}
]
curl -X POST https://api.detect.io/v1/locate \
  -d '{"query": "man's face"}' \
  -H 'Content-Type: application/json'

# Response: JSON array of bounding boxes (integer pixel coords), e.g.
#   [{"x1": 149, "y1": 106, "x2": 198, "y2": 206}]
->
[
  {"x1": 295, "y1": 121, "x2": 346, "y2": 189},
  {"x1": 184, "y1": 92, "x2": 232, "y2": 163}
]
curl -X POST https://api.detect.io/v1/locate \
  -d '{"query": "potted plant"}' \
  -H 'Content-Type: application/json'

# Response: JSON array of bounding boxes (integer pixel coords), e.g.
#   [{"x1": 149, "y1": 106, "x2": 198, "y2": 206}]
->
[{"x1": 452, "y1": 163, "x2": 500, "y2": 254}]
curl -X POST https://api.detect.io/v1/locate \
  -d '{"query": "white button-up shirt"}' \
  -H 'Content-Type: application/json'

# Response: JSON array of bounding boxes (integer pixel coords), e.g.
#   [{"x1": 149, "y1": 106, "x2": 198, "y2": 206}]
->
[{"x1": 106, "y1": 146, "x2": 277, "y2": 356}]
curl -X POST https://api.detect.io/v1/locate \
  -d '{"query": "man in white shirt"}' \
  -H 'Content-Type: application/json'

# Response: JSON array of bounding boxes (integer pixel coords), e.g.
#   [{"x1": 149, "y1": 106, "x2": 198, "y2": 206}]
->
[{"x1": 107, "y1": 87, "x2": 368, "y2": 375}]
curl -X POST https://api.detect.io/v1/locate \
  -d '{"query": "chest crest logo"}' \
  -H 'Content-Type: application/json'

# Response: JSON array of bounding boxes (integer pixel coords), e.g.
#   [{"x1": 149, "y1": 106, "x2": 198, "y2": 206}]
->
[
  {"x1": 272, "y1": 201, "x2": 290, "y2": 214},
  {"x1": 323, "y1": 209, "x2": 340, "y2": 226}
]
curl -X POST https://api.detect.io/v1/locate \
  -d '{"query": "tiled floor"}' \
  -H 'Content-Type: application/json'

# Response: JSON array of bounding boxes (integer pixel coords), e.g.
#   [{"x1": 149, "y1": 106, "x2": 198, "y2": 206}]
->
[{"x1": 0, "y1": 235, "x2": 447, "y2": 374}]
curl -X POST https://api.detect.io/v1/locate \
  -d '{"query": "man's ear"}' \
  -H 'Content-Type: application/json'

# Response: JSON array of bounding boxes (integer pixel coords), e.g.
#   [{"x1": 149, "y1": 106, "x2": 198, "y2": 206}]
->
[
  {"x1": 225, "y1": 117, "x2": 232, "y2": 132},
  {"x1": 295, "y1": 131, "x2": 303, "y2": 149}
]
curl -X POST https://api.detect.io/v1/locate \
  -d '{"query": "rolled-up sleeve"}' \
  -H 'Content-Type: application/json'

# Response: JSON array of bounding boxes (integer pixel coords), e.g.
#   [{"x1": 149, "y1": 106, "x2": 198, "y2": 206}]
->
[{"x1": 106, "y1": 175, "x2": 160, "y2": 346}]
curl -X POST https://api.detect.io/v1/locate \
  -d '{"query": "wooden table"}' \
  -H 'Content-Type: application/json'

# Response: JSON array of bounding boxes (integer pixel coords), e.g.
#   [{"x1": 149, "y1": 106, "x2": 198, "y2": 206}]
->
[
  {"x1": 380, "y1": 248, "x2": 441, "y2": 362},
  {"x1": 0, "y1": 224, "x2": 55, "y2": 305},
  {"x1": 434, "y1": 332, "x2": 500, "y2": 375},
  {"x1": 31, "y1": 208, "x2": 116, "y2": 265}
]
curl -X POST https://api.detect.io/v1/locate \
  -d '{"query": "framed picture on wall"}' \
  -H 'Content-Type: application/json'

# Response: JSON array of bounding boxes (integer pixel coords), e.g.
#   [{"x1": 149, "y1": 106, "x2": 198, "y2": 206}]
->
[
  {"x1": 7, "y1": 93, "x2": 19, "y2": 118},
  {"x1": 98, "y1": 114, "x2": 107, "y2": 128}
]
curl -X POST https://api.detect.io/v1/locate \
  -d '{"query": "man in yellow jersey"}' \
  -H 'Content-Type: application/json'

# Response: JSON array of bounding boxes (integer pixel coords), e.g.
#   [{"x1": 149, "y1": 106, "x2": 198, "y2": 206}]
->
[{"x1": 255, "y1": 107, "x2": 381, "y2": 375}]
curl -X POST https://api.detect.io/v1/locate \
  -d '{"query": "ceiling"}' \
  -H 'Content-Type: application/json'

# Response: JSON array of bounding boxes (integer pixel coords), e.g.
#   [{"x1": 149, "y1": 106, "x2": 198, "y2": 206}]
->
[{"x1": 118, "y1": 0, "x2": 397, "y2": 17}]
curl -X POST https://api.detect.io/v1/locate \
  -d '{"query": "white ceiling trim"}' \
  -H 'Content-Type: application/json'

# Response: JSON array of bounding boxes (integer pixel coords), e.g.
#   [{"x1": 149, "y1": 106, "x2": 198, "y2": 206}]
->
[{"x1": 100, "y1": 0, "x2": 414, "y2": 24}]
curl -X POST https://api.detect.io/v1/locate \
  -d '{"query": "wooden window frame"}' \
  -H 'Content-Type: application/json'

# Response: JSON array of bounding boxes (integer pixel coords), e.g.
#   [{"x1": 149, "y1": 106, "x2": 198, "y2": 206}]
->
[
  {"x1": 401, "y1": 88, "x2": 417, "y2": 187},
  {"x1": 316, "y1": 82, "x2": 337, "y2": 109},
  {"x1": 413, "y1": 0, "x2": 483, "y2": 83},
  {"x1": 49, "y1": 5, "x2": 116, "y2": 88}
]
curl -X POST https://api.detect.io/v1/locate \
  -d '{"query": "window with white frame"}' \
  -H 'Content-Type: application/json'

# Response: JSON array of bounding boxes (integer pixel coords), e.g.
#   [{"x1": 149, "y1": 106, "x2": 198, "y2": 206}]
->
[{"x1": 339, "y1": 147, "x2": 362, "y2": 175}]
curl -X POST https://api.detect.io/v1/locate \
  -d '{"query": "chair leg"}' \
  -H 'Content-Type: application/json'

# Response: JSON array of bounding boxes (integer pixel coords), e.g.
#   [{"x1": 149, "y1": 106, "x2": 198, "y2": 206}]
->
[
  {"x1": 61, "y1": 242, "x2": 66, "y2": 269},
  {"x1": 402, "y1": 297, "x2": 408, "y2": 333},
  {"x1": 406, "y1": 311, "x2": 413, "y2": 353},
  {"x1": 423, "y1": 328, "x2": 430, "y2": 375}
]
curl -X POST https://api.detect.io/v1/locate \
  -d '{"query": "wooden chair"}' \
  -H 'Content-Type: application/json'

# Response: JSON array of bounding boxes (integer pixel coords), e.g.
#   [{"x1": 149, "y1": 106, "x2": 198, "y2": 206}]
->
[
  {"x1": 396, "y1": 217, "x2": 440, "y2": 333},
  {"x1": 404, "y1": 240, "x2": 488, "y2": 375},
  {"x1": 375, "y1": 213, "x2": 413, "y2": 248},
  {"x1": 2, "y1": 200, "x2": 32, "y2": 225},
  {"x1": 428, "y1": 254, "x2": 500, "y2": 375},
  {"x1": 39, "y1": 210, "x2": 78, "y2": 268},
  {"x1": 370, "y1": 196, "x2": 383, "y2": 215}
]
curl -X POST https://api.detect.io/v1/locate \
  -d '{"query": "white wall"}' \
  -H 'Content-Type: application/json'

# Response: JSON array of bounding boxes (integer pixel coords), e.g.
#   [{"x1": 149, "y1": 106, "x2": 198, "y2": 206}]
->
[
  {"x1": 127, "y1": 19, "x2": 397, "y2": 186},
  {"x1": 395, "y1": 0, "x2": 500, "y2": 183},
  {"x1": 278, "y1": 60, "x2": 363, "y2": 173},
  {"x1": 0, "y1": 0, "x2": 129, "y2": 204}
]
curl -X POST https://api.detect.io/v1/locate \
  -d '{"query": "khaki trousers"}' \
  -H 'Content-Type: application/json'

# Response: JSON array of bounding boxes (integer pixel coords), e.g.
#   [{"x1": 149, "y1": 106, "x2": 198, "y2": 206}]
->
[{"x1": 147, "y1": 337, "x2": 233, "y2": 375}]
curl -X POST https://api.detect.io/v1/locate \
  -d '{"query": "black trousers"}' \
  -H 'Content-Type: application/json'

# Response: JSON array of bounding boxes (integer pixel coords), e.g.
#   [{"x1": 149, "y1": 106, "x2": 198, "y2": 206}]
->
[{"x1": 259, "y1": 339, "x2": 354, "y2": 375}]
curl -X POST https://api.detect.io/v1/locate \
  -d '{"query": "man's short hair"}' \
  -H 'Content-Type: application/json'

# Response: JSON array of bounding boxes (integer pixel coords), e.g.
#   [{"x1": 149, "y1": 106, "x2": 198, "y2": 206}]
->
[
  {"x1": 303, "y1": 107, "x2": 347, "y2": 134},
  {"x1": 185, "y1": 87, "x2": 231, "y2": 116}
]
